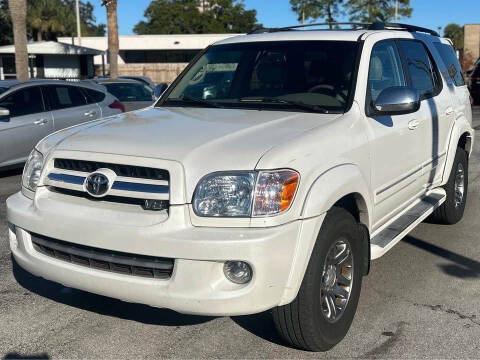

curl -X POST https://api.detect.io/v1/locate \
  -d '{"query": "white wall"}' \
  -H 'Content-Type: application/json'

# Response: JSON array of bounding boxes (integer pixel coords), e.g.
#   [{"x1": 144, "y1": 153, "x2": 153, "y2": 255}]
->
[
  {"x1": 58, "y1": 34, "x2": 241, "y2": 65},
  {"x1": 43, "y1": 55, "x2": 80, "y2": 78}
]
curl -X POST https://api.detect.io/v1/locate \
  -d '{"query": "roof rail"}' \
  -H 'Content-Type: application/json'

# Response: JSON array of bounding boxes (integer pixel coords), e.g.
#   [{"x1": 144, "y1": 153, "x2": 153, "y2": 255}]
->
[{"x1": 247, "y1": 22, "x2": 440, "y2": 37}]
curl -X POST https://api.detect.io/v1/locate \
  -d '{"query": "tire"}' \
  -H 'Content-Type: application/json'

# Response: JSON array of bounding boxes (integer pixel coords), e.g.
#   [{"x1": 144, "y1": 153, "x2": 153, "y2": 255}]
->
[
  {"x1": 272, "y1": 207, "x2": 364, "y2": 351},
  {"x1": 431, "y1": 147, "x2": 468, "y2": 225}
]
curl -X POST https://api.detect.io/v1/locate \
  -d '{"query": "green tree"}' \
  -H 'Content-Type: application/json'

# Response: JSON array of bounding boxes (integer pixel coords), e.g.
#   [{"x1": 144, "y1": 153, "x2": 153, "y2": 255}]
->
[
  {"x1": 290, "y1": 0, "x2": 344, "y2": 28},
  {"x1": 444, "y1": 23, "x2": 463, "y2": 51},
  {"x1": 347, "y1": 0, "x2": 412, "y2": 22},
  {"x1": 0, "y1": 0, "x2": 105, "y2": 44},
  {"x1": 134, "y1": 0, "x2": 260, "y2": 35},
  {"x1": 0, "y1": 0, "x2": 13, "y2": 46},
  {"x1": 28, "y1": 0, "x2": 66, "y2": 41}
]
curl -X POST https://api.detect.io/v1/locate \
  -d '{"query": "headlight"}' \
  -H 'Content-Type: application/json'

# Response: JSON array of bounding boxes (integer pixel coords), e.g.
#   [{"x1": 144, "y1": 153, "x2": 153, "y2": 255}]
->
[
  {"x1": 253, "y1": 170, "x2": 299, "y2": 216},
  {"x1": 193, "y1": 172, "x2": 256, "y2": 217},
  {"x1": 192, "y1": 170, "x2": 299, "y2": 218},
  {"x1": 22, "y1": 149, "x2": 44, "y2": 191}
]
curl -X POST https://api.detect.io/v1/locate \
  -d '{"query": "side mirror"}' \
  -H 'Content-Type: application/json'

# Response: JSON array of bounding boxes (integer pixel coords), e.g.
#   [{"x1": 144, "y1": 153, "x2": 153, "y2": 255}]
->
[
  {"x1": 374, "y1": 87, "x2": 420, "y2": 115},
  {"x1": 0, "y1": 107, "x2": 10, "y2": 118},
  {"x1": 154, "y1": 83, "x2": 168, "y2": 99}
]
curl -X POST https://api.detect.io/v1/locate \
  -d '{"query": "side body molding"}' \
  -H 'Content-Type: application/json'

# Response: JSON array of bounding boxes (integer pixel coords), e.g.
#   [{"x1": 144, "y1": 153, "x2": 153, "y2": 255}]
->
[{"x1": 279, "y1": 164, "x2": 372, "y2": 305}]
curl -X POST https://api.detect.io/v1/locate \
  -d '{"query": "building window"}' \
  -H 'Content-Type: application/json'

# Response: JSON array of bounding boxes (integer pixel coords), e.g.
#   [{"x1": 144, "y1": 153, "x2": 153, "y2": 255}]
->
[{"x1": 122, "y1": 50, "x2": 201, "y2": 64}]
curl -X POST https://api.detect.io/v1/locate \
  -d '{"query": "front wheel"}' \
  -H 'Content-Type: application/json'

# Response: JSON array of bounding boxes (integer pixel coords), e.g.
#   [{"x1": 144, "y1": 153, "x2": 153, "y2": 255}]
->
[{"x1": 272, "y1": 207, "x2": 364, "y2": 351}]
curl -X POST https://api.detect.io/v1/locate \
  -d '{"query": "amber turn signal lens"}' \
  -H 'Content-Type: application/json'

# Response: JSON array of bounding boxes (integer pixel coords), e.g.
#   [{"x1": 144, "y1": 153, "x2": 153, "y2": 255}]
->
[{"x1": 281, "y1": 173, "x2": 299, "y2": 211}]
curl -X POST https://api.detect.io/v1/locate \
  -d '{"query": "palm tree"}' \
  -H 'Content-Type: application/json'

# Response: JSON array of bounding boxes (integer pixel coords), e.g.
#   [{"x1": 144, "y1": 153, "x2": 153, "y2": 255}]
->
[
  {"x1": 102, "y1": 0, "x2": 118, "y2": 79},
  {"x1": 8, "y1": 0, "x2": 29, "y2": 82},
  {"x1": 28, "y1": 0, "x2": 66, "y2": 41}
]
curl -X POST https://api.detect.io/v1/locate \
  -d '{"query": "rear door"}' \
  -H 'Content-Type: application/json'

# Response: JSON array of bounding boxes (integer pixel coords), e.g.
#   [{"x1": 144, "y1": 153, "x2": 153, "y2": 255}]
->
[
  {"x1": 397, "y1": 39, "x2": 450, "y2": 188},
  {"x1": 0, "y1": 86, "x2": 54, "y2": 166},
  {"x1": 44, "y1": 84, "x2": 100, "y2": 131}
]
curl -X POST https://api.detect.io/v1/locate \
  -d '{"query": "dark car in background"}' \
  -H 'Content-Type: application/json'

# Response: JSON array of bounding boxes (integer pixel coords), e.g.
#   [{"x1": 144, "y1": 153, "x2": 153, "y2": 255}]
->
[
  {"x1": 93, "y1": 78, "x2": 155, "y2": 111},
  {"x1": 468, "y1": 60, "x2": 480, "y2": 104}
]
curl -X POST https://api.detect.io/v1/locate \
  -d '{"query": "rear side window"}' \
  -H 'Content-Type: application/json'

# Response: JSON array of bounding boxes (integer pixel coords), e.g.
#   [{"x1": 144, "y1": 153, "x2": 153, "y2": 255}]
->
[
  {"x1": 433, "y1": 42, "x2": 465, "y2": 86},
  {"x1": 0, "y1": 86, "x2": 44, "y2": 117},
  {"x1": 398, "y1": 40, "x2": 440, "y2": 99},
  {"x1": 82, "y1": 88, "x2": 106, "y2": 104},
  {"x1": 45, "y1": 85, "x2": 87, "y2": 110},
  {"x1": 103, "y1": 83, "x2": 153, "y2": 102}
]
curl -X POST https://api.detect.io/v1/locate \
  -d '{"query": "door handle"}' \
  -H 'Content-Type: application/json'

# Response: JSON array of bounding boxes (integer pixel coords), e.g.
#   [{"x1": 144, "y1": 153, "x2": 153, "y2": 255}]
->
[
  {"x1": 408, "y1": 119, "x2": 420, "y2": 130},
  {"x1": 34, "y1": 118, "x2": 48, "y2": 125},
  {"x1": 445, "y1": 107, "x2": 454, "y2": 116},
  {"x1": 84, "y1": 110, "x2": 97, "y2": 117}
]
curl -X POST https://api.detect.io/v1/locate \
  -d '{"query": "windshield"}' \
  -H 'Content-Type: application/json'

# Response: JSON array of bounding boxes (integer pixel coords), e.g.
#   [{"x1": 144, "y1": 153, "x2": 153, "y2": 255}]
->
[
  {"x1": 160, "y1": 41, "x2": 359, "y2": 113},
  {"x1": 104, "y1": 83, "x2": 153, "y2": 102}
]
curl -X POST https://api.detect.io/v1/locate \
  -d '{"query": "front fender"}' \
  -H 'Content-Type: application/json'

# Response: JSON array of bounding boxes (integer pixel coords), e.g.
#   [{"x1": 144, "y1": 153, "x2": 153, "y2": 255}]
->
[
  {"x1": 301, "y1": 164, "x2": 372, "y2": 227},
  {"x1": 279, "y1": 164, "x2": 372, "y2": 305}
]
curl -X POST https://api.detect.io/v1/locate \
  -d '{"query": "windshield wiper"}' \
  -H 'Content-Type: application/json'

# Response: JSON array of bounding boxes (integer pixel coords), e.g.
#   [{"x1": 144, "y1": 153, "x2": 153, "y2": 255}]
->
[
  {"x1": 168, "y1": 95, "x2": 224, "y2": 109},
  {"x1": 240, "y1": 97, "x2": 329, "y2": 113}
]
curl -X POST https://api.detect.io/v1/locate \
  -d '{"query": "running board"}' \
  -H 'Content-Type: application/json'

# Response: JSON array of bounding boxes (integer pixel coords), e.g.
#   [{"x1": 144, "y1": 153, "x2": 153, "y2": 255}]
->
[{"x1": 370, "y1": 188, "x2": 446, "y2": 259}]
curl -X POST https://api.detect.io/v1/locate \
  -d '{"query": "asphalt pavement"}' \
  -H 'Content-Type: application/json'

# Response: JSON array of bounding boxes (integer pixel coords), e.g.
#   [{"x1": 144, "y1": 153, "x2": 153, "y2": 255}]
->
[{"x1": 1, "y1": 108, "x2": 480, "y2": 359}]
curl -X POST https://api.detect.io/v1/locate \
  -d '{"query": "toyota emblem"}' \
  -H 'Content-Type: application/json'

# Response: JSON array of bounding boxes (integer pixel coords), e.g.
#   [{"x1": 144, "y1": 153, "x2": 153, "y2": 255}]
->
[{"x1": 85, "y1": 173, "x2": 110, "y2": 197}]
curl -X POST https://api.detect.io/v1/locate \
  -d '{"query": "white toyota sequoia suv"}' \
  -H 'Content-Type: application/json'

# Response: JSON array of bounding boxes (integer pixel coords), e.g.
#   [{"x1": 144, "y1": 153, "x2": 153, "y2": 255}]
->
[{"x1": 7, "y1": 22, "x2": 474, "y2": 351}]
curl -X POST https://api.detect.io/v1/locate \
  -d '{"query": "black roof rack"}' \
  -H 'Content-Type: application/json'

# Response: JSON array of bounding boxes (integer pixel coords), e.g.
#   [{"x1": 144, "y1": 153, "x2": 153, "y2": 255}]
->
[{"x1": 247, "y1": 21, "x2": 440, "y2": 37}]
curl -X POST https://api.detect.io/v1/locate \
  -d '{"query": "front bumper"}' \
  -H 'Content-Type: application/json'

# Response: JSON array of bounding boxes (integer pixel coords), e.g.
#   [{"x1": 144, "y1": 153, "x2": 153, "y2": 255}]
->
[{"x1": 7, "y1": 191, "x2": 322, "y2": 316}]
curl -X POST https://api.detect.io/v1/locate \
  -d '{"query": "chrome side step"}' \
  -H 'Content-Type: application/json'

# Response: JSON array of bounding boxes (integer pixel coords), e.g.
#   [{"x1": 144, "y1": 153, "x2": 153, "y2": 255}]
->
[{"x1": 370, "y1": 188, "x2": 446, "y2": 259}]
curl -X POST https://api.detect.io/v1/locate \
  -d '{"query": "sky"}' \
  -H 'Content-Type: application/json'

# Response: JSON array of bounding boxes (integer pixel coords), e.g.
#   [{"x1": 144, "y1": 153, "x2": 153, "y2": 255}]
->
[{"x1": 92, "y1": 0, "x2": 480, "y2": 36}]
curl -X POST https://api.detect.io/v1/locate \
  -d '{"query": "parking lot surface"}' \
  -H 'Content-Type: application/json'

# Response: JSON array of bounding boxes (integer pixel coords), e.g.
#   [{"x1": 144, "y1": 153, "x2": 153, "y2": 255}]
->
[{"x1": 1, "y1": 107, "x2": 480, "y2": 359}]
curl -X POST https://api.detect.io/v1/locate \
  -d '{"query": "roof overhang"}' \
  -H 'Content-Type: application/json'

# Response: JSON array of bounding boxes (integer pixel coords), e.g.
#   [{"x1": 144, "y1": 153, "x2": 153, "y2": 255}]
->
[{"x1": 0, "y1": 41, "x2": 104, "y2": 56}]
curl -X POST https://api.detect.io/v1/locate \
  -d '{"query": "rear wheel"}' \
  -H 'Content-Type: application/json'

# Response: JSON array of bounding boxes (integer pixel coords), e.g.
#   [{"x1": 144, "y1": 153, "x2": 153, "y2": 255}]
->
[
  {"x1": 431, "y1": 147, "x2": 468, "y2": 224},
  {"x1": 272, "y1": 207, "x2": 364, "y2": 351}
]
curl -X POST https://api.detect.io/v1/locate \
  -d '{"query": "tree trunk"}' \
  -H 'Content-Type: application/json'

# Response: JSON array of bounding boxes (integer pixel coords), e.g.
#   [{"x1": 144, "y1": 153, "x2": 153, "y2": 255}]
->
[
  {"x1": 37, "y1": 31, "x2": 42, "y2": 42},
  {"x1": 106, "y1": 0, "x2": 119, "y2": 80},
  {"x1": 8, "y1": 0, "x2": 29, "y2": 82}
]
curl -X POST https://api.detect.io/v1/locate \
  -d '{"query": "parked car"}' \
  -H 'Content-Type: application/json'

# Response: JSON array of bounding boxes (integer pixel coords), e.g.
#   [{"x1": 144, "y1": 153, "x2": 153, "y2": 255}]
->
[
  {"x1": 0, "y1": 80, "x2": 123, "y2": 169},
  {"x1": 7, "y1": 23, "x2": 473, "y2": 352},
  {"x1": 468, "y1": 59, "x2": 480, "y2": 104},
  {"x1": 118, "y1": 75, "x2": 155, "y2": 89},
  {"x1": 93, "y1": 78, "x2": 155, "y2": 111}
]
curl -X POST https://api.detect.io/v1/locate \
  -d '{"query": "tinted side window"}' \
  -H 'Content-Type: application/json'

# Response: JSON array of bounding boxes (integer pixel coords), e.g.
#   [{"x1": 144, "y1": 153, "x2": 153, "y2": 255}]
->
[
  {"x1": 398, "y1": 41, "x2": 439, "y2": 99},
  {"x1": 433, "y1": 42, "x2": 465, "y2": 86},
  {"x1": 104, "y1": 83, "x2": 153, "y2": 102},
  {"x1": 82, "y1": 88, "x2": 106, "y2": 104},
  {"x1": 46, "y1": 86, "x2": 87, "y2": 110},
  {"x1": 368, "y1": 41, "x2": 406, "y2": 102},
  {"x1": 0, "y1": 87, "x2": 44, "y2": 117}
]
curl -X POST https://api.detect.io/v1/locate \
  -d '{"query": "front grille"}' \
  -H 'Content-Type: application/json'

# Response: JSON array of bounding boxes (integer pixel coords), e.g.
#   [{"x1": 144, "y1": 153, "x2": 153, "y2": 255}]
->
[
  {"x1": 54, "y1": 158, "x2": 170, "y2": 181},
  {"x1": 50, "y1": 187, "x2": 170, "y2": 211},
  {"x1": 31, "y1": 233, "x2": 174, "y2": 279}
]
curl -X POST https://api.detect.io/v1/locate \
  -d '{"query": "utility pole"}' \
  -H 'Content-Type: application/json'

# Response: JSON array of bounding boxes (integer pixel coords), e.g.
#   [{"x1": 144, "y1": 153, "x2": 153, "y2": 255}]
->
[
  {"x1": 75, "y1": 0, "x2": 82, "y2": 46},
  {"x1": 394, "y1": 0, "x2": 398, "y2": 22}
]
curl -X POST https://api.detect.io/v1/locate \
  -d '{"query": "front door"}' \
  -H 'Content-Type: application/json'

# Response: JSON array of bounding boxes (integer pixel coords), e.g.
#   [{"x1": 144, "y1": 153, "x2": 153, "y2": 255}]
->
[
  {"x1": 0, "y1": 86, "x2": 53, "y2": 166},
  {"x1": 365, "y1": 40, "x2": 431, "y2": 229}
]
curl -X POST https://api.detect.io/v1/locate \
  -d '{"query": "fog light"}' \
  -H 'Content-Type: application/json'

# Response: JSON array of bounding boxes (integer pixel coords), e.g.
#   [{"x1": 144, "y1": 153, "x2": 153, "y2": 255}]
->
[{"x1": 224, "y1": 261, "x2": 253, "y2": 284}]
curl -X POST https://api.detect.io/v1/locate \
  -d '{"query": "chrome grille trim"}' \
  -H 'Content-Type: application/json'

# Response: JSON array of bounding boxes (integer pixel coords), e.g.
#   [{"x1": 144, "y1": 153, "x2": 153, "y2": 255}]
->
[
  {"x1": 47, "y1": 173, "x2": 169, "y2": 194},
  {"x1": 45, "y1": 158, "x2": 171, "y2": 202},
  {"x1": 54, "y1": 158, "x2": 169, "y2": 181}
]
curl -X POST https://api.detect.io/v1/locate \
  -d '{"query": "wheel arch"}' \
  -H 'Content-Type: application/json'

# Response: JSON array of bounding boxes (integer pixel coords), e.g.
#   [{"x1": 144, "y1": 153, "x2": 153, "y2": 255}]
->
[
  {"x1": 442, "y1": 118, "x2": 474, "y2": 185},
  {"x1": 279, "y1": 164, "x2": 372, "y2": 305}
]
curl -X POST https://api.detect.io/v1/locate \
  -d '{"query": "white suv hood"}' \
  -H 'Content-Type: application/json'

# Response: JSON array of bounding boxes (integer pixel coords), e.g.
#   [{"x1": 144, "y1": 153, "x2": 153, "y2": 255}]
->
[{"x1": 42, "y1": 106, "x2": 340, "y2": 188}]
